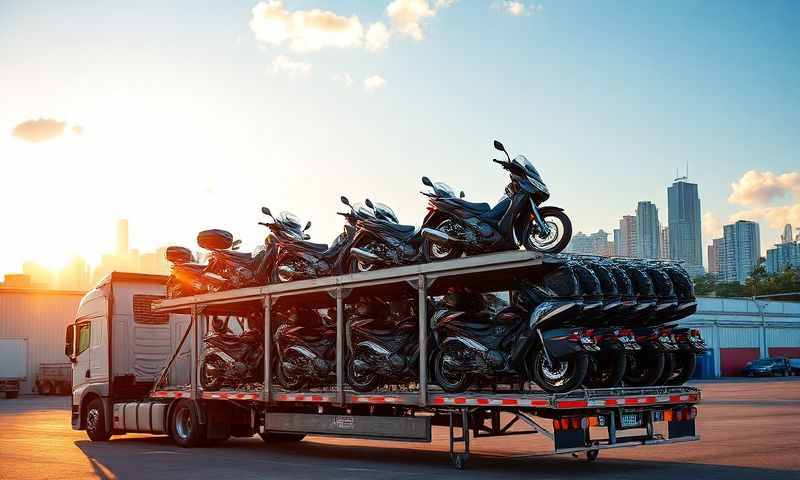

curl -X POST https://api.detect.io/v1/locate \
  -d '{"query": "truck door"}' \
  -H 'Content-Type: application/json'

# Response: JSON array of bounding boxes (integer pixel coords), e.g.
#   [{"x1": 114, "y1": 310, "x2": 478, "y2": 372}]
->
[
  {"x1": 89, "y1": 316, "x2": 109, "y2": 382},
  {"x1": 73, "y1": 321, "x2": 92, "y2": 389}
]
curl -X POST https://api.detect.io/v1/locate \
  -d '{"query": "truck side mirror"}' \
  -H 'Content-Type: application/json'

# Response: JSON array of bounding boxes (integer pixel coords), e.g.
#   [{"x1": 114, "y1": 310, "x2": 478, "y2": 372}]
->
[{"x1": 65, "y1": 325, "x2": 75, "y2": 360}]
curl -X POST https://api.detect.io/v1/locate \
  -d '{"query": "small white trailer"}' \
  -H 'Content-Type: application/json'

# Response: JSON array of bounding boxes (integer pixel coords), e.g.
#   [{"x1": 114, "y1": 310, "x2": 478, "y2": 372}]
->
[{"x1": 0, "y1": 337, "x2": 29, "y2": 399}]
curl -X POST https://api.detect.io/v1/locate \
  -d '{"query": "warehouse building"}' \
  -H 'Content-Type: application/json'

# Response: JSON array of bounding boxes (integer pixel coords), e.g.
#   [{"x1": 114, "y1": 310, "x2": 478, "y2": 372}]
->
[
  {"x1": 0, "y1": 286, "x2": 84, "y2": 394},
  {"x1": 678, "y1": 297, "x2": 800, "y2": 377}
]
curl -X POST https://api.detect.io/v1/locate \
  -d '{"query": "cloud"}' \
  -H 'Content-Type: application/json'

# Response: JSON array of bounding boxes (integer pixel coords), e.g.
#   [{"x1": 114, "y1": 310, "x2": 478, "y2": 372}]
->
[
  {"x1": 702, "y1": 211, "x2": 724, "y2": 239},
  {"x1": 386, "y1": 0, "x2": 436, "y2": 40},
  {"x1": 11, "y1": 118, "x2": 68, "y2": 143},
  {"x1": 365, "y1": 22, "x2": 391, "y2": 52},
  {"x1": 332, "y1": 72, "x2": 354, "y2": 87},
  {"x1": 364, "y1": 75, "x2": 386, "y2": 92},
  {"x1": 499, "y1": 1, "x2": 542, "y2": 16},
  {"x1": 271, "y1": 55, "x2": 312, "y2": 77},
  {"x1": 728, "y1": 170, "x2": 800, "y2": 206},
  {"x1": 249, "y1": 1, "x2": 364, "y2": 52},
  {"x1": 730, "y1": 204, "x2": 800, "y2": 230}
]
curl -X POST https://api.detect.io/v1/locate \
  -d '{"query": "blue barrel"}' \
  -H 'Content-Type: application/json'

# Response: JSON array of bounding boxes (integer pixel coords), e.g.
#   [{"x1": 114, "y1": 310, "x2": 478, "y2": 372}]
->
[{"x1": 693, "y1": 351, "x2": 715, "y2": 379}]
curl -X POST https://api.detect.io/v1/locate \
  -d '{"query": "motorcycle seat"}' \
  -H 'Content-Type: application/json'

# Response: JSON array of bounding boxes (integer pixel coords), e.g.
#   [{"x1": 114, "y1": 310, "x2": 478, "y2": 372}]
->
[
  {"x1": 178, "y1": 262, "x2": 207, "y2": 273},
  {"x1": 451, "y1": 198, "x2": 491, "y2": 214},
  {"x1": 299, "y1": 240, "x2": 330, "y2": 253}
]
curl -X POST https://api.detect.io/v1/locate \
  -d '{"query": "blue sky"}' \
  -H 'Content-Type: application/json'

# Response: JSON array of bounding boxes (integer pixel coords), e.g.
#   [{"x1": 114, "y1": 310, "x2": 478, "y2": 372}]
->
[{"x1": 1, "y1": 0, "x2": 798, "y2": 273}]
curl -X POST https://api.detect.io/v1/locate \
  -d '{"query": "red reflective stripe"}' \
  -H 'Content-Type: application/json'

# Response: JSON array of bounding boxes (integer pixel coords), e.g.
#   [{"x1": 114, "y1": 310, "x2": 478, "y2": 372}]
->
[
  {"x1": 453, "y1": 397, "x2": 466, "y2": 404},
  {"x1": 433, "y1": 397, "x2": 445, "y2": 404},
  {"x1": 311, "y1": 395, "x2": 323, "y2": 402},
  {"x1": 530, "y1": 399, "x2": 549, "y2": 407},
  {"x1": 476, "y1": 398, "x2": 490, "y2": 405},
  {"x1": 501, "y1": 399, "x2": 518, "y2": 406},
  {"x1": 558, "y1": 400, "x2": 588, "y2": 408},
  {"x1": 296, "y1": 395, "x2": 305, "y2": 401},
  {"x1": 605, "y1": 399, "x2": 618, "y2": 406}
]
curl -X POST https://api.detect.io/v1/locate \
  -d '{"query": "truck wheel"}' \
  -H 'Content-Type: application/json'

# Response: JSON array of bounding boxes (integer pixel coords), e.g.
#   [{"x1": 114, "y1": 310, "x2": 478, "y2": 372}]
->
[
  {"x1": 259, "y1": 431, "x2": 306, "y2": 443},
  {"x1": 86, "y1": 398, "x2": 112, "y2": 441},
  {"x1": 40, "y1": 380, "x2": 54, "y2": 395},
  {"x1": 170, "y1": 400, "x2": 206, "y2": 447},
  {"x1": 6, "y1": 391, "x2": 19, "y2": 399}
]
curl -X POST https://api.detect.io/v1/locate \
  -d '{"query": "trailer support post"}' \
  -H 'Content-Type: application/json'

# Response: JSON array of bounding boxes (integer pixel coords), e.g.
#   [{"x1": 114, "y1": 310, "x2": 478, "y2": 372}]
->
[
  {"x1": 417, "y1": 274, "x2": 428, "y2": 407},
  {"x1": 263, "y1": 295, "x2": 272, "y2": 403},
  {"x1": 190, "y1": 304, "x2": 199, "y2": 400},
  {"x1": 448, "y1": 408, "x2": 470, "y2": 469},
  {"x1": 336, "y1": 287, "x2": 344, "y2": 405}
]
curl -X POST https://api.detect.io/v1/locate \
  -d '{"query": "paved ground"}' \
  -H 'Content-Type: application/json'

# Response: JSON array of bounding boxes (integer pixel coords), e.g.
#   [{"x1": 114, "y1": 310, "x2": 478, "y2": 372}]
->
[{"x1": 1, "y1": 378, "x2": 799, "y2": 480}]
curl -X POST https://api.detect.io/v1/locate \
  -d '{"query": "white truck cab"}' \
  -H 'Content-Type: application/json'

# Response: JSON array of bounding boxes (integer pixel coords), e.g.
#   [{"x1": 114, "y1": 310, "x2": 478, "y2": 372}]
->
[{"x1": 65, "y1": 272, "x2": 190, "y2": 439}]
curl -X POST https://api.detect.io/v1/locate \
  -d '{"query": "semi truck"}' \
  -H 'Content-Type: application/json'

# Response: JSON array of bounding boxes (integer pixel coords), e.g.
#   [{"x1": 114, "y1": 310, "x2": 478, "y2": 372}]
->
[
  {"x1": 66, "y1": 252, "x2": 700, "y2": 469},
  {"x1": 0, "y1": 337, "x2": 28, "y2": 399}
]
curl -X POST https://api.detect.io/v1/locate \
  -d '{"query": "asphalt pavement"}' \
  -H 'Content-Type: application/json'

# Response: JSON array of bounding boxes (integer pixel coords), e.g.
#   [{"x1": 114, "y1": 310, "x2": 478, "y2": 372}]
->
[{"x1": 1, "y1": 377, "x2": 798, "y2": 480}]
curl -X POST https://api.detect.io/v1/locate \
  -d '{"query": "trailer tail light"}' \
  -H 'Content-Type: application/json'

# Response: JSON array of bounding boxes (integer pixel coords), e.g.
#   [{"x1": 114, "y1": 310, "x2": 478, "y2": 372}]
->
[
  {"x1": 554, "y1": 416, "x2": 592, "y2": 431},
  {"x1": 669, "y1": 407, "x2": 697, "y2": 422}
]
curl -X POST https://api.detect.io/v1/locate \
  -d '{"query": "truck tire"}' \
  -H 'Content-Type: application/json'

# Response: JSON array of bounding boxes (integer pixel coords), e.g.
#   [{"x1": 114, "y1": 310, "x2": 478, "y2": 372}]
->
[
  {"x1": 170, "y1": 400, "x2": 206, "y2": 448},
  {"x1": 39, "y1": 380, "x2": 54, "y2": 395},
  {"x1": 86, "y1": 398, "x2": 112, "y2": 441},
  {"x1": 259, "y1": 431, "x2": 306, "y2": 443},
  {"x1": 6, "y1": 391, "x2": 19, "y2": 399}
]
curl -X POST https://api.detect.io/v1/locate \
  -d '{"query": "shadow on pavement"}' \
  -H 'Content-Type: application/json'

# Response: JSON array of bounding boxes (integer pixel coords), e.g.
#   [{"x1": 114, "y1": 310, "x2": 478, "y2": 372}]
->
[{"x1": 75, "y1": 434, "x2": 797, "y2": 480}]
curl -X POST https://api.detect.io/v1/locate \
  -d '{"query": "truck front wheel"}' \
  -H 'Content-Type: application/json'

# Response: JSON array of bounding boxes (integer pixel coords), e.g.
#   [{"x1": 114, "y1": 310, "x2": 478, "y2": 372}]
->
[
  {"x1": 170, "y1": 400, "x2": 206, "y2": 447},
  {"x1": 86, "y1": 398, "x2": 112, "y2": 441}
]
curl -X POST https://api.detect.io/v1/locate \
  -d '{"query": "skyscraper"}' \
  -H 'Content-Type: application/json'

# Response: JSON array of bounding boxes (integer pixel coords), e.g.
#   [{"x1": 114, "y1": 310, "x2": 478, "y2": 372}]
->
[
  {"x1": 635, "y1": 201, "x2": 660, "y2": 258},
  {"x1": 619, "y1": 215, "x2": 637, "y2": 257},
  {"x1": 566, "y1": 230, "x2": 612, "y2": 256},
  {"x1": 659, "y1": 226, "x2": 670, "y2": 259},
  {"x1": 613, "y1": 228, "x2": 621, "y2": 256},
  {"x1": 722, "y1": 220, "x2": 761, "y2": 283},
  {"x1": 782, "y1": 224, "x2": 794, "y2": 244},
  {"x1": 667, "y1": 179, "x2": 703, "y2": 277},
  {"x1": 708, "y1": 237, "x2": 724, "y2": 277}
]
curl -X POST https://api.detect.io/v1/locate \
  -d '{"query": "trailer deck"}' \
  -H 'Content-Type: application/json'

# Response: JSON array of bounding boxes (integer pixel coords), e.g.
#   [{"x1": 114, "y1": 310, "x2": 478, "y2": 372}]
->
[{"x1": 145, "y1": 250, "x2": 701, "y2": 468}]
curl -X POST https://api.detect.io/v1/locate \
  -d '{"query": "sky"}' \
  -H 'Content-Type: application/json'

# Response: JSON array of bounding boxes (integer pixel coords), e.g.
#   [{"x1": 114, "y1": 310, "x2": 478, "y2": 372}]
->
[{"x1": 1, "y1": 0, "x2": 799, "y2": 274}]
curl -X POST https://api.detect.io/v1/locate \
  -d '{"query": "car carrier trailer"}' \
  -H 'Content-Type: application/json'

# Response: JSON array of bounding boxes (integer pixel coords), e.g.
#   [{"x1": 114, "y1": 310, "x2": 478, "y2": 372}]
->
[{"x1": 67, "y1": 251, "x2": 700, "y2": 469}]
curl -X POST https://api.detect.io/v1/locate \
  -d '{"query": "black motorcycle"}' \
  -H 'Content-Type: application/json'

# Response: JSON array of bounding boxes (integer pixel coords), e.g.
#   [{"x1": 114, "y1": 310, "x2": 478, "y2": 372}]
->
[
  {"x1": 200, "y1": 314, "x2": 264, "y2": 390},
  {"x1": 432, "y1": 268, "x2": 592, "y2": 394},
  {"x1": 420, "y1": 140, "x2": 572, "y2": 261},
  {"x1": 273, "y1": 305, "x2": 337, "y2": 390},
  {"x1": 345, "y1": 296, "x2": 425, "y2": 392},
  {"x1": 165, "y1": 212, "x2": 276, "y2": 298}
]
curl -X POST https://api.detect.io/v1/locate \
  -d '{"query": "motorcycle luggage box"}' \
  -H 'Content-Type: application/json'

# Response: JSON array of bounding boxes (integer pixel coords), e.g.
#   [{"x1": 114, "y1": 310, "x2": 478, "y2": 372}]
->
[
  {"x1": 166, "y1": 246, "x2": 193, "y2": 264},
  {"x1": 198, "y1": 229, "x2": 234, "y2": 250}
]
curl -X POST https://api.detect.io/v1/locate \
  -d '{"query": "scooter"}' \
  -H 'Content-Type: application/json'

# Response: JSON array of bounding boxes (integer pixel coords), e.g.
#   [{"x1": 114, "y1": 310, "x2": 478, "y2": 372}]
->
[
  {"x1": 273, "y1": 305, "x2": 337, "y2": 390},
  {"x1": 200, "y1": 314, "x2": 264, "y2": 390},
  {"x1": 420, "y1": 140, "x2": 572, "y2": 260}
]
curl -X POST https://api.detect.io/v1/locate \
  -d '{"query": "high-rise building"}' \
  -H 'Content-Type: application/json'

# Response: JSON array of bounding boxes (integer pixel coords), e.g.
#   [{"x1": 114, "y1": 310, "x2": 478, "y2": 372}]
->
[
  {"x1": 619, "y1": 215, "x2": 638, "y2": 257},
  {"x1": 766, "y1": 241, "x2": 800, "y2": 274},
  {"x1": 708, "y1": 237, "x2": 724, "y2": 277},
  {"x1": 721, "y1": 220, "x2": 761, "y2": 283},
  {"x1": 613, "y1": 229, "x2": 621, "y2": 256},
  {"x1": 782, "y1": 224, "x2": 795, "y2": 244},
  {"x1": 566, "y1": 230, "x2": 612, "y2": 256},
  {"x1": 635, "y1": 201, "x2": 660, "y2": 258},
  {"x1": 566, "y1": 232, "x2": 594, "y2": 255},
  {"x1": 667, "y1": 179, "x2": 703, "y2": 277},
  {"x1": 659, "y1": 226, "x2": 670, "y2": 259},
  {"x1": 117, "y1": 219, "x2": 129, "y2": 255}
]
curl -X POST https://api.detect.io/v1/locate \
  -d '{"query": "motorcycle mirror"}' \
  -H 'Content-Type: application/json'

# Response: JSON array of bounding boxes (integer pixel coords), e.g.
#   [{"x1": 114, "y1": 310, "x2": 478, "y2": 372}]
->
[
  {"x1": 460, "y1": 190, "x2": 465, "y2": 198},
  {"x1": 304, "y1": 221, "x2": 312, "y2": 231},
  {"x1": 365, "y1": 198, "x2": 374, "y2": 209},
  {"x1": 421, "y1": 176, "x2": 433, "y2": 187},
  {"x1": 261, "y1": 206, "x2": 272, "y2": 217},
  {"x1": 232, "y1": 239, "x2": 242, "y2": 250},
  {"x1": 494, "y1": 139, "x2": 511, "y2": 162},
  {"x1": 340, "y1": 196, "x2": 351, "y2": 206}
]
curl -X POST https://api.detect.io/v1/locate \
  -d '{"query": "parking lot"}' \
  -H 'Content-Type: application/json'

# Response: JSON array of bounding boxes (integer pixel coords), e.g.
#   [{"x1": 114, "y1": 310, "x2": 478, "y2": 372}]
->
[{"x1": 1, "y1": 378, "x2": 798, "y2": 480}]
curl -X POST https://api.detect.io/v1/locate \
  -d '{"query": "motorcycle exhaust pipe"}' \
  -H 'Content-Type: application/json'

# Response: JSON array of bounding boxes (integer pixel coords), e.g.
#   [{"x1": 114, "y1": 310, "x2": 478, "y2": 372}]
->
[
  {"x1": 421, "y1": 227, "x2": 456, "y2": 245},
  {"x1": 350, "y1": 247, "x2": 381, "y2": 265}
]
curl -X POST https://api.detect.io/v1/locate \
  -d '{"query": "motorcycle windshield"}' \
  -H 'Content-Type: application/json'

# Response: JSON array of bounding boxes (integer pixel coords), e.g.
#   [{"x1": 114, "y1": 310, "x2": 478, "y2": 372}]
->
[
  {"x1": 433, "y1": 182, "x2": 456, "y2": 198},
  {"x1": 353, "y1": 202, "x2": 375, "y2": 219},
  {"x1": 513, "y1": 155, "x2": 548, "y2": 194},
  {"x1": 278, "y1": 211, "x2": 302, "y2": 229},
  {"x1": 373, "y1": 202, "x2": 398, "y2": 223}
]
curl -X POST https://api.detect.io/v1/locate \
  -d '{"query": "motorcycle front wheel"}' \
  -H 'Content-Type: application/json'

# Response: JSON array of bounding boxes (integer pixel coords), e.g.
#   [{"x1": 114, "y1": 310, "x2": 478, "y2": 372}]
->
[
  {"x1": 522, "y1": 207, "x2": 572, "y2": 254},
  {"x1": 530, "y1": 349, "x2": 588, "y2": 393},
  {"x1": 433, "y1": 349, "x2": 473, "y2": 393},
  {"x1": 666, "y1": 352, "x2": 697, "y2": 385},
  {"x1": 200, "y1": 354, "x2": 226, "y2": 390},
  {"x1": 346, "y1": 356, "x2": 383, "y2": 393},
  {"x1": 276, "y1": 359, "x2": 306, "y2": 391},
  {"x1": 424, "y1": 219, "x2": 463, "y2": 262}
]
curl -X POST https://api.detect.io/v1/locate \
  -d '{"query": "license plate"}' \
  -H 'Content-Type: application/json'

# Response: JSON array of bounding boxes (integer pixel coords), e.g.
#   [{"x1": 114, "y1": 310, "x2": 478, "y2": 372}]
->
[{"x1": 621, "y1": 413, "x2": 642, "y2": 428}]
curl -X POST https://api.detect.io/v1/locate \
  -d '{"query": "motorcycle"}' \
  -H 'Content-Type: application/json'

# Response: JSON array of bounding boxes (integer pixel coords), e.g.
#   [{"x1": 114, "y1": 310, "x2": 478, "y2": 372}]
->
[
  {"x1": 346, "y1": 199, "x2": 426, "y2": 273},
  {"x1": 432, "y1": 268, "x2": 592, "y2": 394},
  {"x1": 345, "y1": 296, "x2": 426, "y2": 392},
  {"x1": 273, "y1": 305, "x2": 337, "y2": 390},
  {"x1": 165, "y1": 211, "x2": 276, "y2": 298},
  {"x1": 200, "y1": 313, "x2": 264, "y2": 390},
  {"x1": 420, "y1": 140, "x2": 572, "y2": 260}
]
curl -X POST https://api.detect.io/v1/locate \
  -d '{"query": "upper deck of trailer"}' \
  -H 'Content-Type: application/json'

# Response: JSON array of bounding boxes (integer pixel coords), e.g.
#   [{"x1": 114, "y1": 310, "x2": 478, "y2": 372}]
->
[{"x1": 152, "y1": 250, "x2": 562, "y2": 313}]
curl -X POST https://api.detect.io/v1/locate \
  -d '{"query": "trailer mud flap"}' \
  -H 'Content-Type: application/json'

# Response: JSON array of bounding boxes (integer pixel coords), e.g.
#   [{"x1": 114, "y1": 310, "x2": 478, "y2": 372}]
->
[
  {"x1": 554, "y1": 427, "x2": 589, "y2": 451},
  {"x1": 668, "y1": 417, "x2": 696, "y2": 439},
  {"x1": 265, "y1": 413, "x2": 431, "y2": 442}
]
